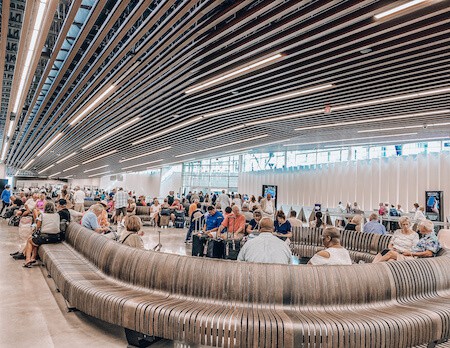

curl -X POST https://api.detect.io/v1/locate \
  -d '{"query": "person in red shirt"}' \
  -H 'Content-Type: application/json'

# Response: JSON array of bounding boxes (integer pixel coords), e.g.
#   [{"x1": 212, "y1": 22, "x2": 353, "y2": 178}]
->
[
  {"x1": 170, "y1": 198, "x2": 183, "y2": 223},
  {"x1": 217, "y1": 205, "x2": 246, "y2": 240}
]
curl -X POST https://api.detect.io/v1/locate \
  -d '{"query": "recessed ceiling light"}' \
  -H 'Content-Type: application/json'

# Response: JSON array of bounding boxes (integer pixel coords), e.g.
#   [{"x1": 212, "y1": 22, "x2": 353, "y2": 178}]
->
[
  {"x1": 360, "y1": 48, "x2": 372, "y2": 54},
  {"x1": 231, "y1": 91, "x2": 240, "y2": 95}
]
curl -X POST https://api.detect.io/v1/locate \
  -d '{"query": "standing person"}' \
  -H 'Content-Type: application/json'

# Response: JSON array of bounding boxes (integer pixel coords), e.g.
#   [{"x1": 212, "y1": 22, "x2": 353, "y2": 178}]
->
[
  {"x1": 114, "y1": 187, "x2": 128, "y2": 224},
  {"x1": 167, "y1": 191, "x2": 175, "y2": 206},
  {"x1": 218, "y1": 190, "x2": 230, "y2": 210},
  {"x1": 73, "y1": 186, "x2": 85, "y2": 213},
  {"x1": 0, "y1": 185, "x2": 11, "y2": 217},
  {"x1": 260, "y1": 193, "x2": 274, "y2": 218},
  {"x1": 232, "y1": 194, "x2": 242, "y2": 208}
]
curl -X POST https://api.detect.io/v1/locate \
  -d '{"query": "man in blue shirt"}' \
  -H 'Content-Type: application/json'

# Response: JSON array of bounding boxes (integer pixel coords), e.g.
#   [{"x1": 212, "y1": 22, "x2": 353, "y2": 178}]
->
[
  {"x1": 0, "y1": 185, "x2": 11, "y2": 217},
  {"x1": 82, "y1": 204, "x2": 109, "y2": 233},
  {"x1": 203, "y1": 206, "x2": 224, "y2": 237},
  {"x1": 363, "y1": 213, "x2": 387, "y2": 235}
]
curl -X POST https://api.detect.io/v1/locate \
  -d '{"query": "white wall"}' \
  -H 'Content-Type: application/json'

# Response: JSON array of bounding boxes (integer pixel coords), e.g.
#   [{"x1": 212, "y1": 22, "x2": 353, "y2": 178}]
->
[
  {"x1": 238, "y1": 152, "x2": 450, "y2": 213},
  {"x1": 159, "y1": 165, "x2": 182, "y2": 197},
  {"x1": 70, "y1": 178, "x2": 100, "y2": 189},
  {"x1": 99, "y1": 171, "x2": 161, "y2": 197},
  {"x1": 15, "y1": 178, "x2": 68, "y2": 189}
]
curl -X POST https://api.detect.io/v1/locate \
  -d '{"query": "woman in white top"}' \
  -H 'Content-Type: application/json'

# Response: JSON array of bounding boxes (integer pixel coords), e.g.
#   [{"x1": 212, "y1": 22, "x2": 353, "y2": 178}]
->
[
  {"x1": 308, "y1": 227, "x2": 352, "y2": 265},
  {"x1": 414, "y1": 206, "x2": 426, "y2": 221},
  {"x1": 150, "y1": 198, "x2": 161, "y2": 226},
  {"x1": 23, "y1": 202, "x2": 61, "y2": 268},
  {"x1": 373, "y1": 216, "x2": 419, "y2": 262}
]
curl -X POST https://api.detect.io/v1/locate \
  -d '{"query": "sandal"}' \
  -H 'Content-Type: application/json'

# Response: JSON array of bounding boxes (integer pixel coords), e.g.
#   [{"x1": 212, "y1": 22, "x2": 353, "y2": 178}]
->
[{"x1": 23, "y1": 260, "x2": 36, "y2": 268}]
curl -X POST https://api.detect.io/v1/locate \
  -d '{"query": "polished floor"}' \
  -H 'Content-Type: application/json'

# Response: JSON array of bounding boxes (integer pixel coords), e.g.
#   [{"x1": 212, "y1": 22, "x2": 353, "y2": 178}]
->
[{"x1": 0, "y1": 219, "x2": 201, "y2": 348}]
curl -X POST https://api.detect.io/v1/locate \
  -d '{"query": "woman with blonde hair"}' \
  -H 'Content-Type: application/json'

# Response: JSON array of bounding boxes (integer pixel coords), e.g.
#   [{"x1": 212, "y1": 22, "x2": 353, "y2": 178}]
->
[
  {"x1": 344, "y1": 215, "x2": 363, "y2": 232},
  {"x1": 119, "y1": 215, "x2": 144, "y2": 249}
]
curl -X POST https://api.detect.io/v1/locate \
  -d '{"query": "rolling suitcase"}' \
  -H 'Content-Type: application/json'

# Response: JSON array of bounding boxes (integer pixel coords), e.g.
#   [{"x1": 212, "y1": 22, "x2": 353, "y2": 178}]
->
[
  {"x1": 192, "y1": 234, "x2": 207, "y2": 257},
  {"x1": 160, "y1": 215, "x2": 170, "y2": 227},
  {"x1": 225, "y1": 239, "x2": 241, "y2": 260},
  {"x1": 174, "y1": 210, "x2": 185, "y2": 228},
  {"x1": 206, "y1": 238, "x2": 225, "y2": 259}
]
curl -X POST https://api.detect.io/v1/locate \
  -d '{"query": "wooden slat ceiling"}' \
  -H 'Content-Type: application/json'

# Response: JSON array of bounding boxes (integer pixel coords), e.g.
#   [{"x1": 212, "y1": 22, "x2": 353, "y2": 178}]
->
[{"x1": 1, "y1": 0, "x2": 450, "y2": 178}]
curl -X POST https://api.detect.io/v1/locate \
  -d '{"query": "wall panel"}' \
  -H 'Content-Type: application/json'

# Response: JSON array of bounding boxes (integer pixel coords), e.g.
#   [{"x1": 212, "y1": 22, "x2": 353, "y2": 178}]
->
[{"x1": 238, "y1": 152, "x2": 450, "y2": 217}]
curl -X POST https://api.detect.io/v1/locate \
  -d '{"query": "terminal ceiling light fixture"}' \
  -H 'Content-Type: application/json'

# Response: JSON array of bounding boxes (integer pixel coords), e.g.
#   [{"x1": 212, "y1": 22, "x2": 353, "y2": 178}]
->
[
  {"x1": 285, "y1": 132, "x2": 419, "y2": 147},
  {"x1": 84, "y1": 165, "x2": 109, "y2": 173},
  {"x1": 82, "y1": 117, "x2": 141, "y2": 149},
  {"x1": 196, "y1": 125, "x2": 246, "y2": 140},
  {"x1": 119, "y1": 146, "x2": 172, "y2": 163},
  {"x1": 374, "y1": 0, "x2": 429, "y2": 20},
  {"x1": 69, "y1": 85, "x2": 116, "y2": 126},
  {"x1": 48, "y1": 172, "x2": 61, "y2": 178},
  {"x1": 357, "y1": 121, "x2": 450, "y2": 133},
  {"x1": 56, "y1": 151, "x2": 77, "y2": 164},
  {"x1": 82, "y1": 149, "x2": 118, "y2": 165},
  {"x1": 63, "y1": 164, "x2": 79, "y2": 172},
  {"x1": 62, "y1": 175, "x2": 73, "y2": 179},
  {"x1": 88, "y1": 170, "x2": 111, "y2": 178},
  {"x1": 38, "y1": 164, "x2": 54, "y2": 174},
  {"x1": 36, "y1": 132, "x2": 63, "y2": 157},
  {"x1": 1, "y1": 142, "x2": 8, "y2": 161},
  {"x1": 175, "y1": 134, "x2": 269, "y2": 158},
  {"x1": 121, "y1": 159, "x2": 163, "y2": 170},
  {"x1": 7, "y1": 122, "x2": 15, "y2": 138},
  {"x1": 22, "y1": 159, "x2": 35, "y2": 170},
  {"x1": 12, "y1": 0, "x2": 48, "y2": 114},
  {"x1": 294, "y1": 110, "x2": 450, "y2": 131},
  {"x1": 184, "y1": 53, "x2": 284, "y2": 94}
]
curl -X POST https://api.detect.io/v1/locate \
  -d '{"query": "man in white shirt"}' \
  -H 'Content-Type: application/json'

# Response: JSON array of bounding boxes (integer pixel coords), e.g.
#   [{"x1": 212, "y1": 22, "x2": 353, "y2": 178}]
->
[
  {"x1": 218, "y1": 190, "x2": 230, "y2": 209},
  {"x1": 114, "y1": 187, "x2": 129, "y2": 223},
  {"x1": 260, "y1": 193, "x2": 274, "y2": 218},
  {"x1": 237, "y1": 217, "x2": 292, "y2": 264},
  {"x1": 287, "y1": 210, "x2": 302, "y2": 228},
  {"x1": 73, "y1": 187, "x2": 85, "y2": 213}
]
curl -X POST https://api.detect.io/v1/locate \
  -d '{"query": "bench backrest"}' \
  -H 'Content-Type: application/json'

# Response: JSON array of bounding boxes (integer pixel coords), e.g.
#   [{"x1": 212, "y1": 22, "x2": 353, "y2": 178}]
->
[
  {"x1": 65, "y1": 223, "x2": 449, "y2": 307},
  {"x1": 135, "y1": 205, "x2": 151, "y2": 215}
]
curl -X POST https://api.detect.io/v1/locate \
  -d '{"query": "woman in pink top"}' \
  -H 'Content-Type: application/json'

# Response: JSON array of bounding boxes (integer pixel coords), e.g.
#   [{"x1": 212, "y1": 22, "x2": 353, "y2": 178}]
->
[{"x1": 35, "y1": 193, "x2": 46, "y2": 212}]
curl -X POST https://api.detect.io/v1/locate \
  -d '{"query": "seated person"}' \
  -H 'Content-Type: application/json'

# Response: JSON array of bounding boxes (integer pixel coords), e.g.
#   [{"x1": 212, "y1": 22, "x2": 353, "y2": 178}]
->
[
  {"x1": 119, "y1": 215, "x2": 145, "y2": 249},
  {"x1": 81, "y1": 204, "x2": 110, "y2": 234},
  {"x1": 309, "y1": 211, "x2": 324, "y2": 228},
  {"x1": 126, "y1": 198, "x2": 137, "y2": 216},
  {"x1": 17, "y1": 193, "x2": 38, "y2": 217},
  {"x1": 237, "y1": 217, "x2": 292, "y2": 264},
  {"x1": 287, "y1": 210, "x2": 302, "y2": 228},
  {"x1": 150, "y1": 198, "x2": 161, "y2": 226},
  {"x1": 375, "y1": 219, "x2": 439, "y2": 262},
  {"x1": 35, "y1": 193, "x2": 46, "y2": 212},
  {"x1": 308, "y1": 227, "x2": 352, "y2": 265},
  {"x1": 241, "y1": 203, "x2": 254, "y2": 222},
  {"x1": 273, "y1": 210, "x2": 292, "y2": 241},
  {"x1": 246, "y1": 210, "x2": 263, "y2": 235},
  {"x1": 56, "y1": 199, "x2": 71, "y2": 222},
  {"x1": 170, "y1": 198, "x2": 183, "y2": 223},
  {"x1": 344, "y1": 215, "x2": 363, "y2": 232},
  {"x1": 373, "y1": 216, "x2": 420, "y2": 262},
  {"x1": 23, "y1": 202, "x2": 62, "y2": 268},
  {"x1": 363, "y1": 213, "x2": 386, "y2": 235},
  {"x1": 217, "y1": 205, "x2": 246, "y2": 240},
  {"x1": 202, "y1": 206, "x2": 224, "y2": 238},
  {"x1": 98, "y1": 201, "x2": 110, "y2": 228},
  {"x1": 3, "y1": 195, "x2": 24, "y2": 218}
]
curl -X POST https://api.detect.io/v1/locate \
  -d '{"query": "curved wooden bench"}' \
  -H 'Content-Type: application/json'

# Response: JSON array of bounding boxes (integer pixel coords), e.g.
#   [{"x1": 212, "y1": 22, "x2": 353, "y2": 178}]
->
[
  {"x1": 290, "y1": 227, "x2": 393, "y2": 263},
  {"x1": 135, "y1": 205, "x2": 152, "y2": 223},
  {"x1": 39, "y1": 223, "x2": 450, "y2": 347}
]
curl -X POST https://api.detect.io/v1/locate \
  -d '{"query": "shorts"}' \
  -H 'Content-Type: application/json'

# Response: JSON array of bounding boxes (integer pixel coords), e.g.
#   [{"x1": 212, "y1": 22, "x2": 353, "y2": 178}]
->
[{"x1": 115, "y1": 207, "x2": 127, "y2": 217}]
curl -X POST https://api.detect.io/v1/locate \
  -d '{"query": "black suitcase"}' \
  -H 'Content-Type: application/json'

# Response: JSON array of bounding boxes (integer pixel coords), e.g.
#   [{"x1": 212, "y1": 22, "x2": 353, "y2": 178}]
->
[
  {"x1": 174, "y1": 220, "x2": 184, "y2": 228},
  {"x1": 225, "y1": 239, "x2": 241, "y2": 260},
  {"x1": 206, "y1": 239, "x2": 225, "y2": 259},
  {"x1": 192, "y1": 234, "x2": 207, "y2": 257},
  {"x1": 160, "y1": 208, "x2": 170, "y2": 216}
]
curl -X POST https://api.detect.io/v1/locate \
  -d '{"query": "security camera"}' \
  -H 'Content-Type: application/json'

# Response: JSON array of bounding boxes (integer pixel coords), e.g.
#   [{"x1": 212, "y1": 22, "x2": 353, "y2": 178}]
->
[{"x1": 423, "y1": 124, "x2": 428, "y2": 129}]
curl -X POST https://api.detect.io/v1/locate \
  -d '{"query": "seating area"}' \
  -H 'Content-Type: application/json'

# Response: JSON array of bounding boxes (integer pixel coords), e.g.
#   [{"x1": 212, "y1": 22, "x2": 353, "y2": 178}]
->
[{"x1": 38, "y1": 222, "x2": 450, "y2": 347}]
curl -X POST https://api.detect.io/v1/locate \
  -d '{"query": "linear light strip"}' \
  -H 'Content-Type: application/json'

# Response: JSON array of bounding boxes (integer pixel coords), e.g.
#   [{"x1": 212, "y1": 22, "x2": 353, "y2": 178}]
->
[
  {"x1": 374, "y1": 0, "x2": 428, "y2": 20},
  {"x1": 119, "y1": 146, "x2": 172, "y2": 163},
  {"x1": 82, "y1": 149, "x2": 118, "y2": 165},
  {"x1": 7, "y1": 123, "x2": 14, "y2": 138},
  {"x1": 62, "y1": 175, "x2": 73, "y2": 179},
  {"x1": 357, "y1": 121, "x2": 450, "y2": 133},
  {"x1": 294, "y1": 110, "x2": 450, "y2": 131},
  {"x1": 285, "y1": 133, "x2": 418, "y2": 147},
  {"x1": 133, "y1": 84, "x2": 332, "y2": 145},
  {"x1": 22, "y1": 159, "x2": 35, "y2": 170},
  {"x1": 13, "y1": 0, "x2": 47, "y2": 113},
  {"x1": 84, "y1": 165, "x2": 109, "y2": 173},
  {"x1": 36, "y1": 132, "x2": 63, "y2": 157},
  {"x1": 121, "y1": 159, "x2": 163, "y2": 170},
  {"x1": 175, "y1": 134, "x2": 269, "y2": 158},
  {"x1": 38, "y1": 164, "x2": 54, "y2": 174},
  {"x1": 69, "y1": 85, "x2": 116, "y2": 126},
  {"x1": 197, "y1": 125, "x2": 246, "y2": 141},
  {"x1": 132, "y1": 117, "x2": 202, "y2": 145},
  {"x1": 82, "y1": 117, "x2": 141, "y2": 149},
  {"x1": 48, "y1": 172, "x2": 61, "y2": 178},
  {"x1": 185, "y1": 53, "x2": 283, "y2": 94},
  {"x1": 1, "y1": 142, "x2": 8, "y2": 161},
  {"x1": 63, "y1": 164, "x2": 79, "y2": 172},
  {"x1": 88, "y1": 170, "x2": 111, "y2": 178},
  {"x1": 56, "y1": 152, "x2": 77, "y2": 164}
]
